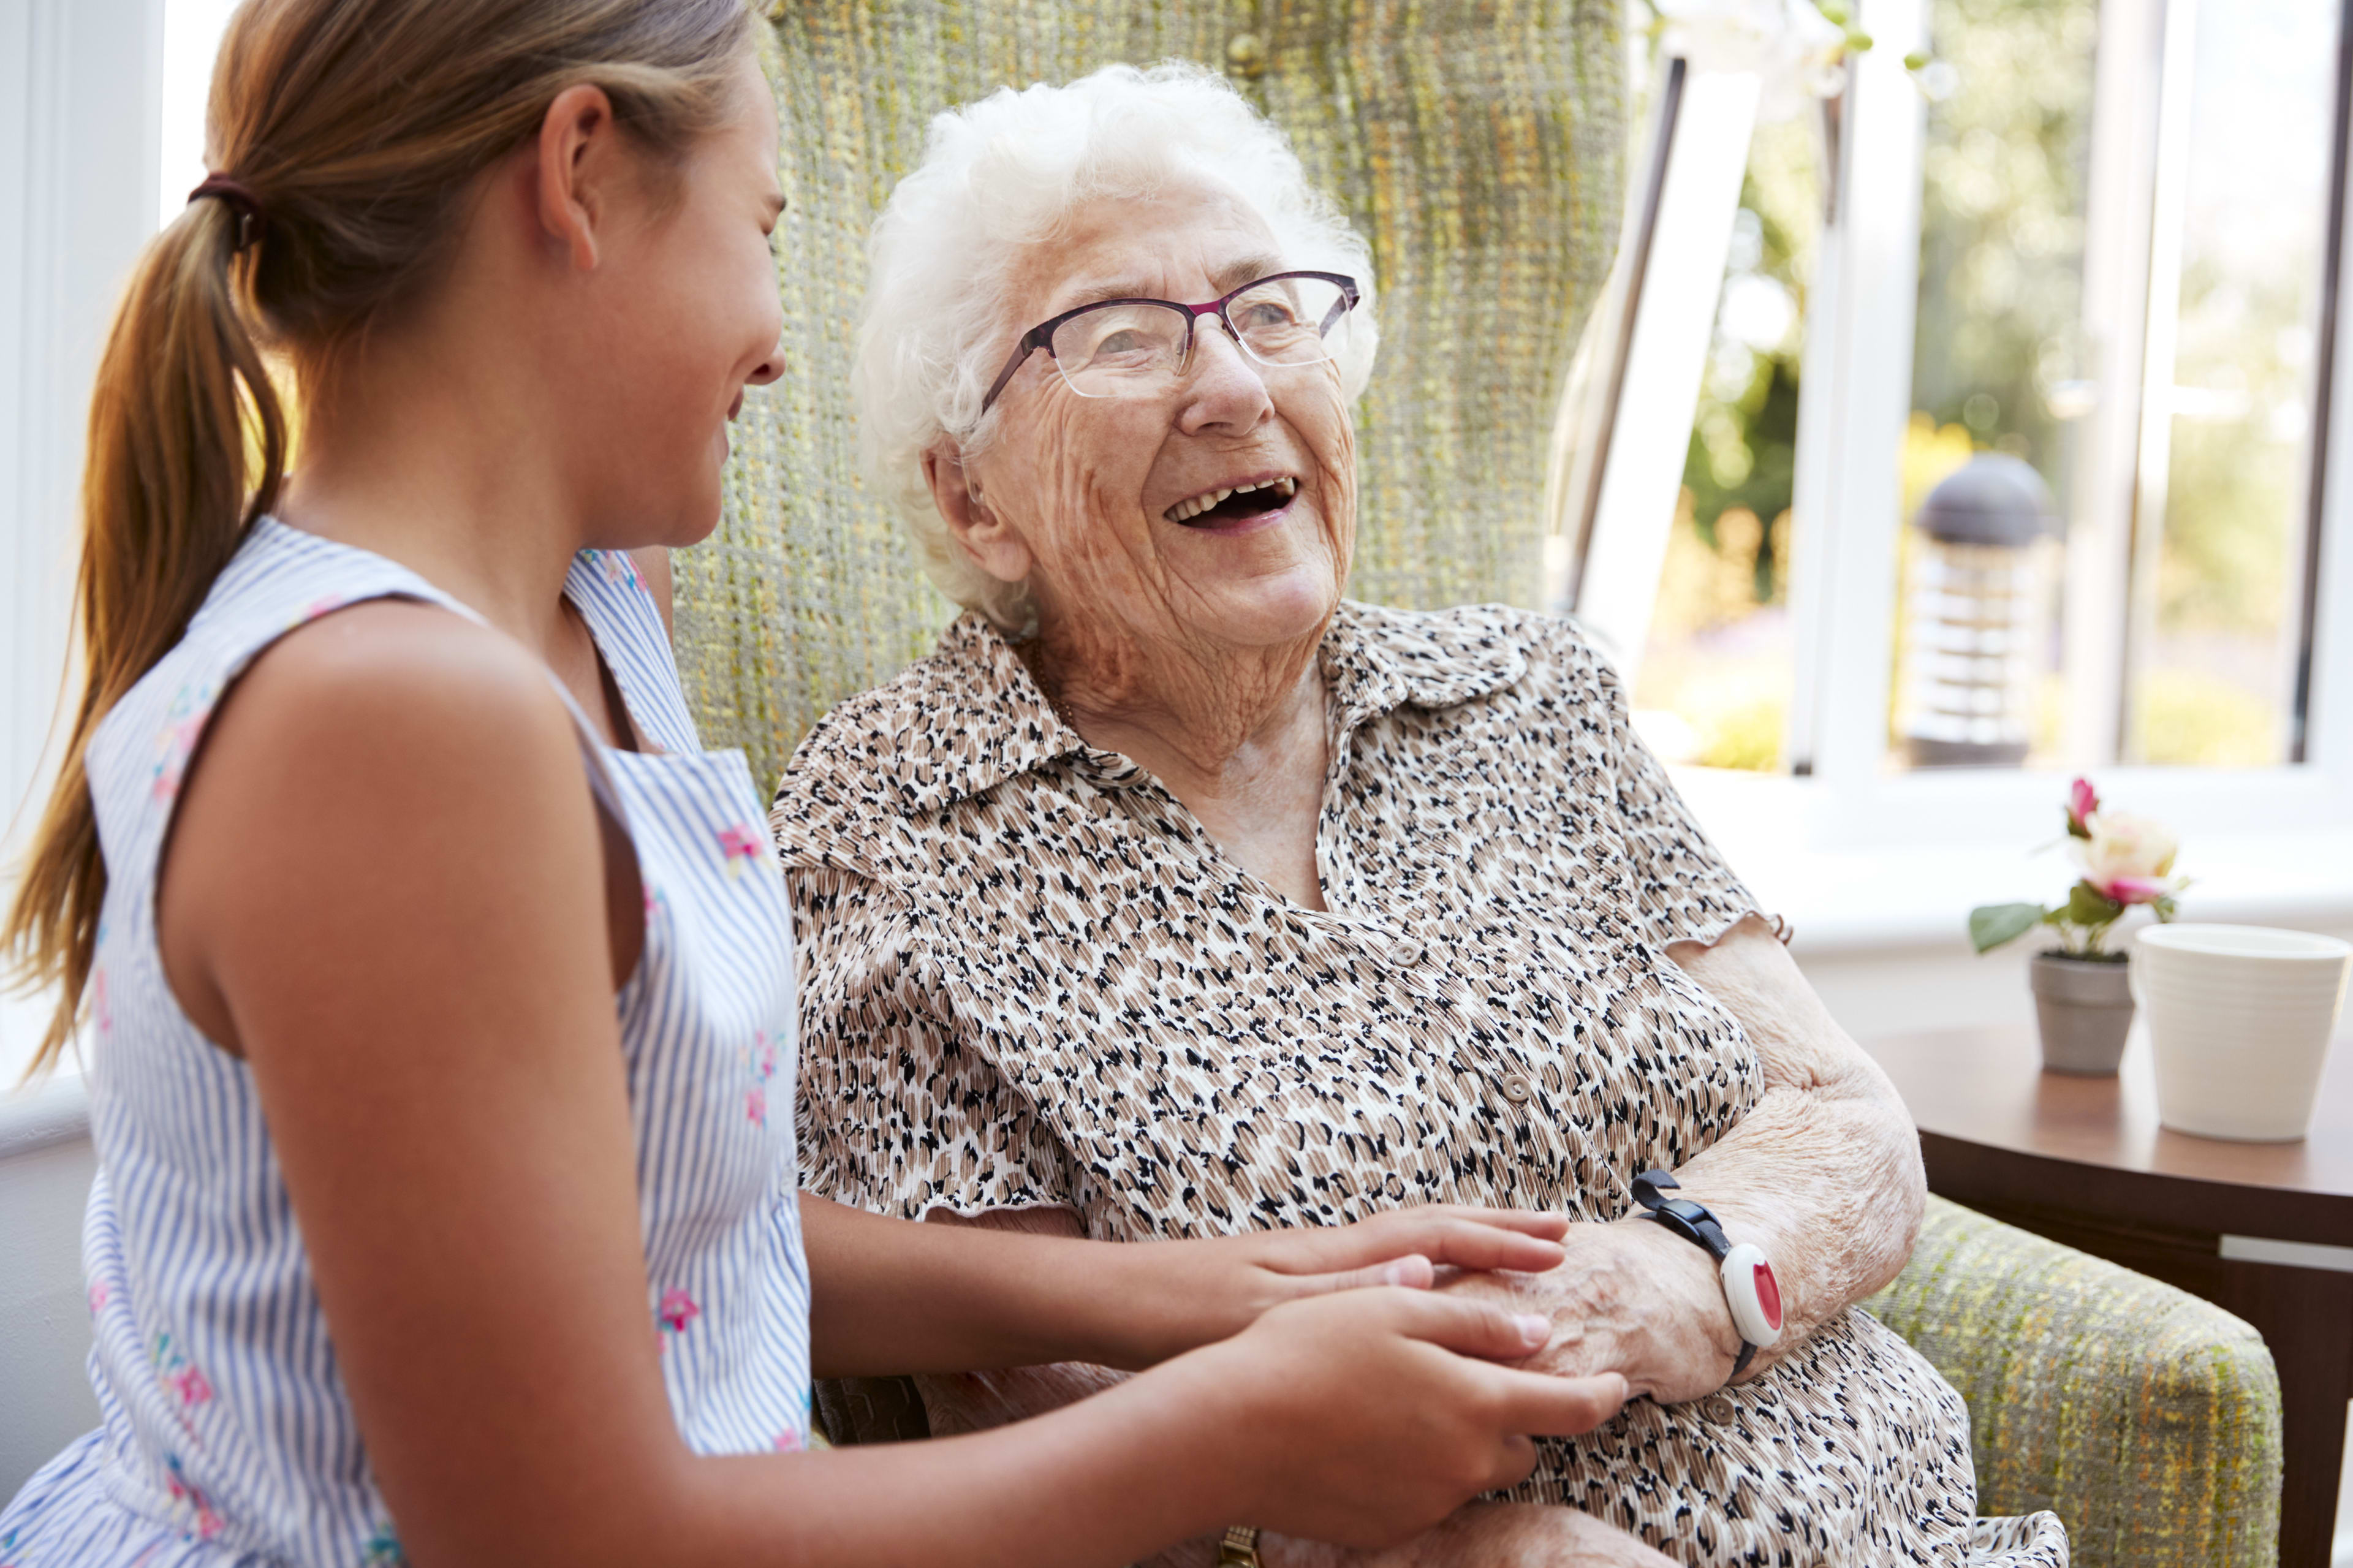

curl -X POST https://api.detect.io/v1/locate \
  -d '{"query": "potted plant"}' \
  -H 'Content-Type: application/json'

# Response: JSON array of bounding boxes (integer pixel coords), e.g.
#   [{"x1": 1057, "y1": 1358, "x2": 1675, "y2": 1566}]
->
[{"x1": 1969, "y1": 778, "x2": 2189, "y2": 1075}]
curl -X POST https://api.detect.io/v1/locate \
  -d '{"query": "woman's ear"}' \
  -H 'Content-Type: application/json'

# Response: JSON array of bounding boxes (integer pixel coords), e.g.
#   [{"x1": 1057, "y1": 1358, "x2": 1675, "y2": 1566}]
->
[
  {"x1": 534, "y1": 83, "x2": 624, "y2": 271},
  {"x1": 924, "y1": 445, "x2": 1034, "y2": 585}
]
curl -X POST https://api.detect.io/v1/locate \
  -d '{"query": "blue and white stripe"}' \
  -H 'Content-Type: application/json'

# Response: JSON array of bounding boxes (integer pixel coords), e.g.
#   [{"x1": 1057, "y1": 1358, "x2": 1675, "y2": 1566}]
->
[{"x1": 0, "y1": 520, "x2": 813, "y2": 1567}]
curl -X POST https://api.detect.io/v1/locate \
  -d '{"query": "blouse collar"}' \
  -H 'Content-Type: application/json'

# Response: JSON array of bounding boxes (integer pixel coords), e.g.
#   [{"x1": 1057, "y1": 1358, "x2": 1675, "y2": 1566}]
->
[{"x1": 866, "y1": 601, "x2": 1531, "y2": 816}]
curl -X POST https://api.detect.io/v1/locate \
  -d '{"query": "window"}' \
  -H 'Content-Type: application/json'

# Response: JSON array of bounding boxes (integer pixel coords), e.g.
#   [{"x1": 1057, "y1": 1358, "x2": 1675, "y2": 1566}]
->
[{"x1": 1564, "y1": 0, "x2": 2353, "y2": 858}]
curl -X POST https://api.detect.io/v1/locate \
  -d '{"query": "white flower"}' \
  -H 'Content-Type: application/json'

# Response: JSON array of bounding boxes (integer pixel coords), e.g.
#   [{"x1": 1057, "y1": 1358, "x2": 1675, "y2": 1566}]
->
[
  {"x1": 2072, "y1": 811, "x2": 2184, "y2": 905},
  {"x1": 1656, "y1": 0, "x2": 1849, "y2": 121}
]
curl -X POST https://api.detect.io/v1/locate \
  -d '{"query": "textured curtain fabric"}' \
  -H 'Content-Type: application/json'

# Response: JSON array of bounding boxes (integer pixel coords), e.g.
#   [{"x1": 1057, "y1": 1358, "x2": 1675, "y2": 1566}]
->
[{"x1": 676, "y1": 0, "x2": 1626, "y2": 786}]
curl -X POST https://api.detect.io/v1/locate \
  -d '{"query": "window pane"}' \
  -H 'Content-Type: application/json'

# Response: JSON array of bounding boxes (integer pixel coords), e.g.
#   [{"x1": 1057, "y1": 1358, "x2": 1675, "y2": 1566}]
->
[
  {"x1": 1893, "y1": 0, "x2": 2097, "y2": 770},
  {"x1": 2128, "y1": 0, "x2": 2340, "y2": 767},
  {"x1": 1632, "y1": 116, "x2": 1820, "y2": 774}
]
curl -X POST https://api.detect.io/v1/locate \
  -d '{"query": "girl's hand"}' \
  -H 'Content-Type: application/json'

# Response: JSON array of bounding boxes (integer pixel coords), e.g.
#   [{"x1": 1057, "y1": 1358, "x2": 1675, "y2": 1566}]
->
[
  {"x1": 1169, "y1": 1290, "x2": 1628, "y2": 1549},
  {"x1": 1109, "y1": 1206, "x2": 1571, "y2": 1368}
]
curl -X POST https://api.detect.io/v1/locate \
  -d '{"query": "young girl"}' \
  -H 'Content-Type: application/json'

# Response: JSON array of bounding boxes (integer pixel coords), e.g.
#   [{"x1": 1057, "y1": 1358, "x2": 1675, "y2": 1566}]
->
[{"x1": 0, "y1": 3, "x2": 1627, "y2": 1564}]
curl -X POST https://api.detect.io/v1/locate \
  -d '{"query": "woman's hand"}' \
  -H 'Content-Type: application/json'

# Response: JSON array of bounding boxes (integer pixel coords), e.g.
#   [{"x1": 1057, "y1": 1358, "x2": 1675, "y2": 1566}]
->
[
  {"x1": 1107, "y1": 1205, "x2": 1572, "y2": 1368},
  {"x1": 1169, "y1": 1290, "x2": 1629, "y2": 1550},
  {"x1": 1439, "y1": 1219, "x2": 1742, "y2": 1405}
]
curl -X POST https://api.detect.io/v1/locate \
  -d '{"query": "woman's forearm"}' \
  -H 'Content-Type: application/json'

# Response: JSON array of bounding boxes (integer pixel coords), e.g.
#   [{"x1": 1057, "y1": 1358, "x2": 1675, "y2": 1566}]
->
[
  {"x1": 1662, "y1": 914, "x2": 1927, "y2": 1335},
  {"x1": 1438, "y1": 916, "x2": 1923, "y2": 1399}
]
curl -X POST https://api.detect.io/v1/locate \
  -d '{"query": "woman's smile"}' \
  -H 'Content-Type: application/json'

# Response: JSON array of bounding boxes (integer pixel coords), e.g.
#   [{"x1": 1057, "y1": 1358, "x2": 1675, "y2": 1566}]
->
[{"x1": 1161, "y1": 472, "x2": 1303, "y2": 537}]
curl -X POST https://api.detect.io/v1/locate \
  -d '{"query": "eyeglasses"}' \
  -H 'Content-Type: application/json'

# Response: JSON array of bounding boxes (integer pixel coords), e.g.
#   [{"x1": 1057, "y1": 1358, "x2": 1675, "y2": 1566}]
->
[{"x1": 979, "y1": 270, "x2": 1361, "y2": 414}]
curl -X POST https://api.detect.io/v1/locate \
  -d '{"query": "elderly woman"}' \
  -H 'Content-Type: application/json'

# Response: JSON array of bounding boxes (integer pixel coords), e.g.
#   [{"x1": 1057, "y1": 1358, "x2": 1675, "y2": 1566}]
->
[{"x1": 775, "y1": 64, "x2": 2065, "y2": 1568}]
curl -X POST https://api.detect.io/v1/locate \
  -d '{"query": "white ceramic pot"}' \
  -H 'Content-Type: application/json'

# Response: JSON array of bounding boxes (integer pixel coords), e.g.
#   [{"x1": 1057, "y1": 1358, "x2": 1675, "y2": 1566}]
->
[{"x1": 2131, "y1": 923, "x2": 2352, "y2": 1142}]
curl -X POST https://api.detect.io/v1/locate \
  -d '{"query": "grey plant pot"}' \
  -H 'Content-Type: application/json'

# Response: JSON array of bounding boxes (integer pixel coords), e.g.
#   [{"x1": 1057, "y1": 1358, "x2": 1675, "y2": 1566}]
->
[{"x1": 2030, "y1": 951, "x2": 2135, "y2": 1075}]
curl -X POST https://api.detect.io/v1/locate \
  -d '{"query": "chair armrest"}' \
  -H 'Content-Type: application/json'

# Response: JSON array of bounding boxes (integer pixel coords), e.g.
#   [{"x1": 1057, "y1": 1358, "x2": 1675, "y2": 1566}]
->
[{"x1": 1864, "y1": 1195, "x2": 2283, "y2": 1568}]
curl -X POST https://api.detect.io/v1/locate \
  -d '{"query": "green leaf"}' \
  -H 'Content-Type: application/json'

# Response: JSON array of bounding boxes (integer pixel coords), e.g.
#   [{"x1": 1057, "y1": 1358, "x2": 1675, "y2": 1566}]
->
[
  {"x1": 2064, "y1": 880, "x2": 2124, "y2": 930},
  {"x1": 1969, "y1": 902, "x2": 2046, "y2": 953}
]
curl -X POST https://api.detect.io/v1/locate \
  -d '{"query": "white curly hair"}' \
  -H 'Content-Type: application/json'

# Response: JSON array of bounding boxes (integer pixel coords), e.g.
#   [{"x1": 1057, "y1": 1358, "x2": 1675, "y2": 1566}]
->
[{"x1": 852, "y1": 61, "x2": 1382, "y2": 629}]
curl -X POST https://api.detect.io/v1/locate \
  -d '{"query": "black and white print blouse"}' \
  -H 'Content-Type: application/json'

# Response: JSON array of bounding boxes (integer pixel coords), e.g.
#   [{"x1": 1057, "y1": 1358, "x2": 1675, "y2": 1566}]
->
[{"x1": 775, "y1": 601, "x2": 2066, "y2": 1568}]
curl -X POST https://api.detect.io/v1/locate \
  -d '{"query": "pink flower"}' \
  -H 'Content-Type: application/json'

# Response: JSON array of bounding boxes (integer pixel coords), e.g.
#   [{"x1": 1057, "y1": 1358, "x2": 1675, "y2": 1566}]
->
[
  {"x1": 2065, "y1": 777, "x2": 2099, "y2": 838},
  {"x1": 167, "y1": 1366, "x2": 213, "y2": 1407},
  {"x1": 746, "y1": 1086, "x2": 768, "y2": 1126},
  {"x1": 773, "y1": 1430, "x2": 803, "y2": 1452},
  {"x1": 88, "y1": 1282, "x2": 110, "y2": 1314},
  {"x1": 657, "y1": 1288, "x2": 700, "y2": 1334},
  {"x1": 2101, "y1": 875, "x2": 2174, "y2": 906}
]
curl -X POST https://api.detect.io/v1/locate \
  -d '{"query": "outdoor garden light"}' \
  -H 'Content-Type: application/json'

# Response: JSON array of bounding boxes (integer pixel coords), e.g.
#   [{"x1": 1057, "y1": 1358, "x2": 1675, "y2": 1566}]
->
[{"x1": 1898, "y1": 453, "x2": 2058, "y2": 769}]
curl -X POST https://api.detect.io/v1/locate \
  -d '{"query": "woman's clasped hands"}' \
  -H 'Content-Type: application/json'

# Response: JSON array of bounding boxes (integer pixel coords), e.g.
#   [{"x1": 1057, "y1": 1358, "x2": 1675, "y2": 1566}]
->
[{"x1": 1082, "y1": 1206, "x2": 1631, "y2": 1547}]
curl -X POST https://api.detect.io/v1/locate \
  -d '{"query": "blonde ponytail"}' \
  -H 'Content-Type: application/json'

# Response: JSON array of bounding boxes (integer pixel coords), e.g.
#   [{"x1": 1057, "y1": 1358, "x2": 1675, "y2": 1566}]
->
[{"x1": 4, "y1": 0, "x2": 754, "y2": 1077}]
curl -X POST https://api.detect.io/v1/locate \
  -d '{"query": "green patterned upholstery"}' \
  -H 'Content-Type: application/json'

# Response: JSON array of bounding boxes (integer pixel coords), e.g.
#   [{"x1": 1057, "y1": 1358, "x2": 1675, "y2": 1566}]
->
[
  {"x1": 1867, "y1": 1195, "x2": 2284, "y2": 1568},
  {"x1": 677, "y1": 0, "x2": 1626, "y2": 787}
]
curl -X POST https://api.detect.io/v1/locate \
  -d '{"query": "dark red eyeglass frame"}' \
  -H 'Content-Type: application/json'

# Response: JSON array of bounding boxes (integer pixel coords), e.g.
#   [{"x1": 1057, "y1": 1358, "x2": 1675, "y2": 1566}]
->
[{"x1": 977, "y1": 270, "x2": 1362, "y2": 414}]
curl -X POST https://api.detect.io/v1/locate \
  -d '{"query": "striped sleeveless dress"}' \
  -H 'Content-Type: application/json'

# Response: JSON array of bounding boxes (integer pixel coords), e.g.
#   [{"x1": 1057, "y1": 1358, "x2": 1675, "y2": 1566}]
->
[{"x1": 0, "y1": 519, "x2": 814, "y2": 1567}]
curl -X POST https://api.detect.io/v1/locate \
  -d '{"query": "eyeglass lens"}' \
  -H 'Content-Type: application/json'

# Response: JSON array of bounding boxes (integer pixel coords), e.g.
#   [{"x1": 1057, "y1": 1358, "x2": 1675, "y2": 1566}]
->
[{"x1": 1048, "y1": 275, "x2": 1351, "y2": 400}]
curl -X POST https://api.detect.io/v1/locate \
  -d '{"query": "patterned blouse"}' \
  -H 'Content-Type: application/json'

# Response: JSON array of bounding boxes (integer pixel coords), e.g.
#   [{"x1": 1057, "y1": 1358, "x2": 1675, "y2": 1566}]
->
[{"x1": 775, "y1": 602, "x2": 2064, "y2": 1568}]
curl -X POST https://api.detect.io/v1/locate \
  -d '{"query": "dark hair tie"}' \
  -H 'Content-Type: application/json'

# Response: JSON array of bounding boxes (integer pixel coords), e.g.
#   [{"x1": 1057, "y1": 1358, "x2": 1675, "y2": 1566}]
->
[{"x1": 187, "y1": 174, "x2": 267, "y2": 252}]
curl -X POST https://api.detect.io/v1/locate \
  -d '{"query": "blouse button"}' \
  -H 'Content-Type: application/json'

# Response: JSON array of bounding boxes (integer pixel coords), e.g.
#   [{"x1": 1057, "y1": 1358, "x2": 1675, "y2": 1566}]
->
[
  {"x1": 1499, "y1": 1072, "x2": 1534, "y2": 1104},
  {"x1": 1699, "y1": 1393, "x2": 1738, "y2": 1425},
  {"x1": 1384, "y1": 936, "x2": 1425, "y2": 968}
]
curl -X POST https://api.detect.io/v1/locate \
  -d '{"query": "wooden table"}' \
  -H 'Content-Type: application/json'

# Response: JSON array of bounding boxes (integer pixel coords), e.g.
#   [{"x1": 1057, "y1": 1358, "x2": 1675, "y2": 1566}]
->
[{"x1": 1863, "y1": 1023, "x2": 2353, "y2": 1568}]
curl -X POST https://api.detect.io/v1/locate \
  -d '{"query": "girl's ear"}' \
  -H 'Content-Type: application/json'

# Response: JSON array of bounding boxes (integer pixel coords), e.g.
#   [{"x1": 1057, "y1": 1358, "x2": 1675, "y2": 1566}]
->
[
  {"x1": 924, "y1": 446, "x2": 1034, "y2": 585},
  {"x1": 534, "y1": 83, "x2": 623, "y2": 271}
]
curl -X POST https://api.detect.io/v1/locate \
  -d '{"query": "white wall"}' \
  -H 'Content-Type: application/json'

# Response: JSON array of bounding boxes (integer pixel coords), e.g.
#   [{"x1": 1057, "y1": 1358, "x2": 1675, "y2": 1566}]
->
[
  {"x1": 0, "y1": 0, "x2": 164, "y2": 1504},
  {"x1": 0, "y1": 1080, "x2": 98, "y2": 1495}
]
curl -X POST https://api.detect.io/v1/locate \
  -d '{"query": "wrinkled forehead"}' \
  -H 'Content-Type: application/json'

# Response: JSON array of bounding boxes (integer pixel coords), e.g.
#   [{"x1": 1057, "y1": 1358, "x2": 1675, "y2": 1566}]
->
[{"x1": 1004, "y1": 178, "x2": 1288, "y2": 326}]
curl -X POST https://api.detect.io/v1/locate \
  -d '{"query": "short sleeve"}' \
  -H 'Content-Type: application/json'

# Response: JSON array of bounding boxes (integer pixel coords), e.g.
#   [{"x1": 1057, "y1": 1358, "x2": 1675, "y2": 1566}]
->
[
  {"x1": 1577, "y1": 633, "x2": 1770, "y2": 951},
  {"x1": 789, "y1": 863, "x2": 1078, "y2": 1221}
]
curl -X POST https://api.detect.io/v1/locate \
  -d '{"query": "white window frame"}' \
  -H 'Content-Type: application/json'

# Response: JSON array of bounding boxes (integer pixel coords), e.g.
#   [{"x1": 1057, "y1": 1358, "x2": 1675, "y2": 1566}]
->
[{"x1": 1715, "y1": 0, "x2": 2353, "y2": 860}]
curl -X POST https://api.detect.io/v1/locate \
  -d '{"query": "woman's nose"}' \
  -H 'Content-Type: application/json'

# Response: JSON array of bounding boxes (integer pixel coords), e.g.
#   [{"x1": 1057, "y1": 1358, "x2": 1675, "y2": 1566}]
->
[
  {"x1": 747, "y1": 336, "x2": 786, "y2": 388},
  {"x1": 1176, "y1": 322, "x2": 1275, "y2": 433}
]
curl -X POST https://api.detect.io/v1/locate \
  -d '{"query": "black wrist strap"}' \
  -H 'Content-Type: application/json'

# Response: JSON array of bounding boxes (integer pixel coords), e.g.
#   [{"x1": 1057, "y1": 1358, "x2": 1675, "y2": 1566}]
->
[{"x1": 1630, "y1": 1168, "x2": 1757, "y2": 1378}]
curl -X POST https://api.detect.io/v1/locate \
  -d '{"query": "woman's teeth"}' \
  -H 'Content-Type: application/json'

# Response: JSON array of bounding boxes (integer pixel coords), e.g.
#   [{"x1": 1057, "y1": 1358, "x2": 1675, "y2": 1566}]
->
[{"x1": 1164, "y1": 474, "x2": 1298, "y2": 524}]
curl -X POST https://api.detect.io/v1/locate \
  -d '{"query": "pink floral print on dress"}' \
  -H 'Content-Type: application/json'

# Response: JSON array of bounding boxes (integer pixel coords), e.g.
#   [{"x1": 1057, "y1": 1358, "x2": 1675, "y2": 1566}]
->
[
  {"x1": 716, "y1": 824, "x2": 766, "y2": 876},
  {"x1": 165, "y1": 1366, "x2": 214, "y2": 1408},
  {"x1": 164, "y1": 1455, "x2": 225, "y2": 1541},
  {"x1": 657, "y1": 1288, "x2": 700, "y2": 1335},
  {"x1": 740, "y1": 1030, "x2": 783, "y2": 1129},
  {"x1": 150, "y1": 678, "x2": 222, "y2": 803}
]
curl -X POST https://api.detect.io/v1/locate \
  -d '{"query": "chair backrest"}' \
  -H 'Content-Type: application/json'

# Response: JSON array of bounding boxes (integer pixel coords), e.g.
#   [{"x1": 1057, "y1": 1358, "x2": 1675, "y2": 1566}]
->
[{"x1": 675, "y1": 0, "x2": 1626, "y2": 786}]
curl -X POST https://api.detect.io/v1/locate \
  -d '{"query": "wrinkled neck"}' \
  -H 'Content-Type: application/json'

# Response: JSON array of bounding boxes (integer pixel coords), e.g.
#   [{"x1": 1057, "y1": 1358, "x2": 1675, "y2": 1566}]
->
[{"x1": 1025, "y1": 614, "x2": 1332, "y2": 793}]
